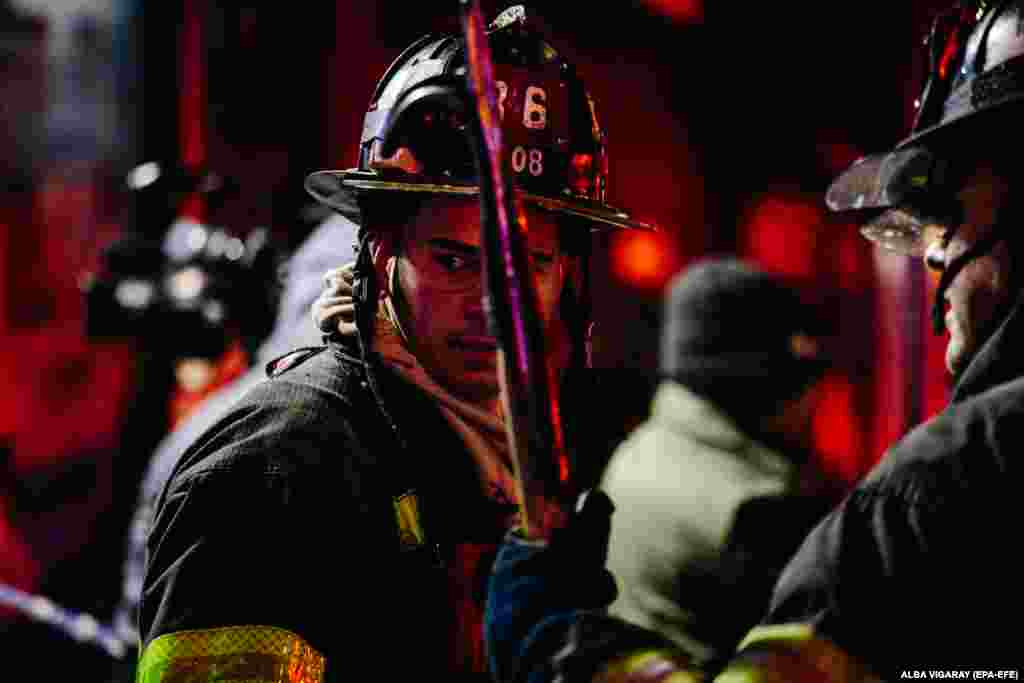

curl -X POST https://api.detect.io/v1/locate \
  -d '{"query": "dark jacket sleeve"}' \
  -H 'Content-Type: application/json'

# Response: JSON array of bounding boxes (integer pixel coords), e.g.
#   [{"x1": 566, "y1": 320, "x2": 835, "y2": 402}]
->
[
  {"x1": 138, "y1": 374, "x2": 390, "y2": 659},
  {"x1": 758, "y1": 470, "x2": 974, "y2": 678}
]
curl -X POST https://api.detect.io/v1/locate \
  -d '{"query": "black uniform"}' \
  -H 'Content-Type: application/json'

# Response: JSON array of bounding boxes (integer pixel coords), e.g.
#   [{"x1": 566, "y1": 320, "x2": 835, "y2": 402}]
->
[
  {"x1": 762, "y1": 294, "x2": 1024, "y2": 677},
  {"x1": 140, "y1": 342, "x2": 513, "y2": 681},
  {"x1": 139, "y1": 339, "x2": 632, "y2": 682}
]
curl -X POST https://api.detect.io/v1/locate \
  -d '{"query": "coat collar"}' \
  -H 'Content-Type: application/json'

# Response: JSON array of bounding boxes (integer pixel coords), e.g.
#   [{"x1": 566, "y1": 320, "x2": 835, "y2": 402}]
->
[
  {"x1": 649, "y1": 381, "x2": 796, "y2": 480},
  {"x1": 951, "y1": 291, "x2": 1024, "y2": 404}
]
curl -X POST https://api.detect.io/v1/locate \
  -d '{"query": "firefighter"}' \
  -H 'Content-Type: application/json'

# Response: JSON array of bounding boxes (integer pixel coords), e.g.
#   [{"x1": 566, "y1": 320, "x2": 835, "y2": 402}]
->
[{"x1": 134, "y1": 6, "x2": 649, "y2": 682}]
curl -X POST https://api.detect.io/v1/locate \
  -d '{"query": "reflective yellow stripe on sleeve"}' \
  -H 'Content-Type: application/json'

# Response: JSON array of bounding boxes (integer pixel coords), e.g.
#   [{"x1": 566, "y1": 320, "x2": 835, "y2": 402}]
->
[
  {"x1": 393, "y1": 490, "x2": 426, "y2": 550},
  {"x1": 594, "y1": 648, "x2": 702, "y2": 683},
  {"x1": 714, "y1": 624, "x2": 881, "y2": 683},
  {"x1": 136, "y1": 625, "x2": 325, "y2": 683}
]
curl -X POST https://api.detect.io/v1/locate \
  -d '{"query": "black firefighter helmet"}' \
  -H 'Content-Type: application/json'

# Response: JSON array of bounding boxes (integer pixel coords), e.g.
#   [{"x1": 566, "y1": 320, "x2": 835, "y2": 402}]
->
[
  {"x1": 827, "y1": 0, "x2": 1024, "y2": 256},
  {"x1": 304, "y1": 5, "x2": 651, "y2": 233}
]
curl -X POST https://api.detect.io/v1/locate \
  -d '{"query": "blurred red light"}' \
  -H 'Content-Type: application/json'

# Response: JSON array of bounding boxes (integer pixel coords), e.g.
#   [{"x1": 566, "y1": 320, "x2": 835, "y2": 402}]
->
[
  {"x1": 743, "y1": 195, "x2": 823, "y2": 280},
  {"x1": 642, "y1": 0, "x2": 703, "y2": 23},
  {"x1": 610, "y1": 230, "x2": 679, "y2": 291},
  {"x1": 812, "y1": 373, "x2": 864, "y2": 484}
]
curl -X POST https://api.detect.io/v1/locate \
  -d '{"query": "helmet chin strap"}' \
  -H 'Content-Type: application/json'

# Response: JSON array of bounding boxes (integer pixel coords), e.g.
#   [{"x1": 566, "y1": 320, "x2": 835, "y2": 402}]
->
[
  {"x1": 353, "y1": 229, "x2": 409, "y2": 451},
  {"x1": 930, "y1": 200, "x2": 1022, "y2": 334},
  {"x1": 352, "y1": 230, "x2": 379, "y2": 342},
  {"x1": 382, "y1": 254, "x2": 412, "y2": 345}
]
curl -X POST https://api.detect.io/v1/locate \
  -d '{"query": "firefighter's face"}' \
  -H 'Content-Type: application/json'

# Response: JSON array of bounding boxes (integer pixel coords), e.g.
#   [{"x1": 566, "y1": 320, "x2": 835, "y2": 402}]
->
[
  {"x1": 393, "y1": 196, "x2": 566, "y2": 403},
  {"x1": 922, "y1": 163, "x2": 1015, "y2": 377}
]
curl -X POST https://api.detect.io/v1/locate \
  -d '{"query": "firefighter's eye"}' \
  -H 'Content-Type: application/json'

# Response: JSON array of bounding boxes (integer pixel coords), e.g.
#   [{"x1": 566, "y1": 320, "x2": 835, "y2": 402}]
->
[
  {"x1": 940, "y1": 226, "x2": 955, "y2": 249},
  {"x1": 905, "y1": 196, "x2": 964, "y2": 229},
  {"x1": 434, "y1": 252, "x2": 478, "y2": 272}
]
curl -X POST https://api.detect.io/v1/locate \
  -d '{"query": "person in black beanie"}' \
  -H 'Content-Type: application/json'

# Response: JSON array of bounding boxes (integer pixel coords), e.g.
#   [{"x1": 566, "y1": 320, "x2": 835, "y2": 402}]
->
[
  {"x1": 658, "y1": 258, "x2": 828, "y2": 455},
  {"x1": 597, "y1": 258, "x2": 835, "y2": 670}
]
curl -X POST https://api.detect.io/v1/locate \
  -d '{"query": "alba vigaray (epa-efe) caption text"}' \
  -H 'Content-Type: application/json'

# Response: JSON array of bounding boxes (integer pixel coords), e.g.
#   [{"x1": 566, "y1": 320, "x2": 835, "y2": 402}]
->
[{"x1": 900, "y1": 671, "x2": 1020, "y2": 680}]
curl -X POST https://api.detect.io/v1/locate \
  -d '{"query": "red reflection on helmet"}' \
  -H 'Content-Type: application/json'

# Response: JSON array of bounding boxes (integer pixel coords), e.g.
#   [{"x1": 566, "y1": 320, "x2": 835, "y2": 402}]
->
[
  {"x1": 569, "y1": 153, "x2": 594, "y2": 197},
  {"x1": 937, "y1": 4, "x2": 977, "y2": 80}
]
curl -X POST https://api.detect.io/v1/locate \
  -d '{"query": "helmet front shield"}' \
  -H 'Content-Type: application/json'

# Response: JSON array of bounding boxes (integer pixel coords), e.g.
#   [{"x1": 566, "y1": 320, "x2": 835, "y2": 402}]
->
[{"x1": 826, "y1": 146, "x2": 957, "y2": 255}]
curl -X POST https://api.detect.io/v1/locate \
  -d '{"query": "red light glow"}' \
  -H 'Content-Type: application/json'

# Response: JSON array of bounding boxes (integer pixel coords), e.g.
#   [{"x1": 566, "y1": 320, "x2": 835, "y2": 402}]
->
[
  {"x1": 610, "y1": 230, "x2": 680, "y2": 291},
  {"x1": 569, "y1": 153, "x2": 594, "y2": 196},
  {"x1": 812, "y1": 372, "x2": 865, "y2": 484},
  {"x1": 742, "y1": 195, "x2": 823, "y2": 280},
  {"x1": 642, "y1": 0, "x2": 704, "y2": 23}
]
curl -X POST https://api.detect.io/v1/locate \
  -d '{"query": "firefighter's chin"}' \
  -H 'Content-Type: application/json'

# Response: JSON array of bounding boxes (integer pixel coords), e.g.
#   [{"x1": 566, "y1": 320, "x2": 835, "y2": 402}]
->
[{"x1": 944, "y1": 309, "x2": 973, "y2": 377}]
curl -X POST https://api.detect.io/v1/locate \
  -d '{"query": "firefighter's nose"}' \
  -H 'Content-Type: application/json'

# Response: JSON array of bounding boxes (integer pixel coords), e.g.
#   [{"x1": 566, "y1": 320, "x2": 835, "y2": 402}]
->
[{"x1": 924, "y1": 240, "x2": 946, "y2": 272}]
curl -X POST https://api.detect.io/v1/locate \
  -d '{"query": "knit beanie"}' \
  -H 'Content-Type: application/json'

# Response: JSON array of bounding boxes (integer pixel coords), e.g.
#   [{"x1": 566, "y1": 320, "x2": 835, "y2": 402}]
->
[{"x1": 660, "y1": 258, "x2": 828, "y2": 421}]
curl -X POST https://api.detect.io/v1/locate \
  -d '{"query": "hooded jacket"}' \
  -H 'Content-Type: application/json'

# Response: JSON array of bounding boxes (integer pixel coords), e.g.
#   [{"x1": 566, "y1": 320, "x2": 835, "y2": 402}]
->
[{"x1": 601, "y1": 381, "x2": 828, "y2": 666}]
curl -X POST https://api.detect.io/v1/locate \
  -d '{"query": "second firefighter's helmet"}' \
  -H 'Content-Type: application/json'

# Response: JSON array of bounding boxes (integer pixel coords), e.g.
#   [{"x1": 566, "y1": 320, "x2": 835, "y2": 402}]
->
[
  {"x1": 305, "y1": 5, "x2": 651, "y2": 232},
  {"x1": 827, "y1": 0, "x2": 1024, "y2": 254}
]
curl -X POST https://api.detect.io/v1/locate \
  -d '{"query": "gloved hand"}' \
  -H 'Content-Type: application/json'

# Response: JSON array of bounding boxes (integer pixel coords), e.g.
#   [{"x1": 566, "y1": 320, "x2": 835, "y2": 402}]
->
[{"x1": 485, "y1": 488, "x2": 618, "y2": 683}]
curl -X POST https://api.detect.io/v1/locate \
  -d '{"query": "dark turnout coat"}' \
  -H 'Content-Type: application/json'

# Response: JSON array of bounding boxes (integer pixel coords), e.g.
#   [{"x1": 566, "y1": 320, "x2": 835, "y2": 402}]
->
[
  {"x1": 761, "y1": 295, "x2": 1024, "y2": 677},
  {"x1": 140, "y1": 342, "x2": 513, "y2": 681},
  {"x1": 138, "y1": 339, "x2": 631, "y2": 682}
]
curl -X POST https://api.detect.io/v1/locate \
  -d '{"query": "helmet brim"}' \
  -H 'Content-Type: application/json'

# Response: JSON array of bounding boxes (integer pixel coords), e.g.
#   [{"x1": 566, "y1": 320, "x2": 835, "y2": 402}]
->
[
  {"x1": 826, "y1": 147, "x2": 956, "y2": 255},
  {"x1": 825, "y1": 145, "x2": 942, "y2": 213},
  {"x1": 305, "y1": 169, "x2": 655, "y2": 232},
  {"x1": 826, "y1": 95, "x2": 1024, "y2": 254},
  {"x1": 829, "y1": 93, "x2": 1024, "y2": 213},
  {"x1": 896, "y1": 91, "x2": 1024, "y2": 154},
  {"x1": 826, "y1": 152, "x2": 901, "y2": 213}
]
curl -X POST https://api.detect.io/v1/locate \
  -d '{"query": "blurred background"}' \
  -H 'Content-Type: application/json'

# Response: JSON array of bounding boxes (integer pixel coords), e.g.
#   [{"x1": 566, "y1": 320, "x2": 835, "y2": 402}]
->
[{"x1": 1, "y1": 0, "x2": 953, "y2": 678}]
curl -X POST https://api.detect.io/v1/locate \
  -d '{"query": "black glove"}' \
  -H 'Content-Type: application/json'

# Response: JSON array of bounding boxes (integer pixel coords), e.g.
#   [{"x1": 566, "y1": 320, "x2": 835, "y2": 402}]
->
[{"x1": 485, "y1": 489, "x2": 618, "y2": 683}]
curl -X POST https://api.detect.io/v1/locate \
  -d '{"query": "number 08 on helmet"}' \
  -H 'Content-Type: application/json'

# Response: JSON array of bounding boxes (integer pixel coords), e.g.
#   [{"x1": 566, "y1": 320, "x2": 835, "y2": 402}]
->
[{"x1": 304, "y1": 5, "x2": 652, "y2": 233}]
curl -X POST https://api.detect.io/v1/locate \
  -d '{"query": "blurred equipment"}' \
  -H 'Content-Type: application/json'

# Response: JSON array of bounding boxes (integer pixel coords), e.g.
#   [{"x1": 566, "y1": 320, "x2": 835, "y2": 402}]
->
[
  {"x1": 1, "y1": 0, "x2": 48, "y2": 182},
  {"x1": 82, "y1": 161, "x2": 281, "y2": 361},
  {"x1": 0, "y1": 581, "x2": 127, "y2": 659}
]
